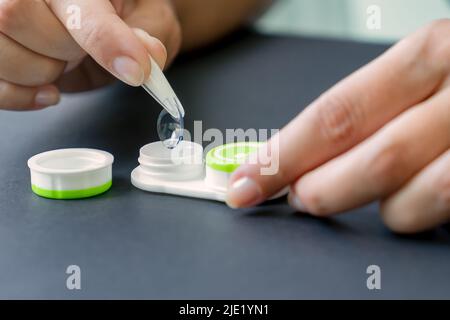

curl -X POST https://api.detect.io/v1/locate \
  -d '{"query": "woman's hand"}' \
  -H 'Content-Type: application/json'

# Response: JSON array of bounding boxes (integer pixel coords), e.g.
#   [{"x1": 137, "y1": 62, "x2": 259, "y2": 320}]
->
[
  {"x1": 0, "y1": 0, "x2": 181, "y2": 110},
  {"x1": 226, "y1": 19, "x2": 450, "y2": 234}
]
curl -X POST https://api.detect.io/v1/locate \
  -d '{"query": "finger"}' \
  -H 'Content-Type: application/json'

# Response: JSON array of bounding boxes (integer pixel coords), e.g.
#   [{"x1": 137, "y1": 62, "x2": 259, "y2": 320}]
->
[
  {"x1": 56, "y1": 56, "x2": 114, "y2": 92},
  {"x1": 289, "y1": 87, "x2": 450, "y2": 216},
  {"x1": 132, "y1": 28, "x2": 167, "y2": 70},
  {"x1": 48, "y1": 0, "x2": 151, "y2": 86},
  {"x1": 380, "y1": 149, "x2": 450, "y2": 234},
  {"x1": 56, "y1": 29, "x2": 168, "y2": 93},
  {"x1": 226, "y1": 20, "x2": 449, "y2": 208},
  {"x1": 0, "y1": 80, "x2": 60, "y2": 110},
  {"x1": 0, "y1": 33, "x2": 65, "y2": 86},
  {"x1": 55, "y1": 10, "x2": 171, "y2": 92},
  {"x1": 124, "y1": 0, "x2": 180, "y2": 66},
  {"x1": 0, "y1": 0, "x2": 84, "y2": 61}
]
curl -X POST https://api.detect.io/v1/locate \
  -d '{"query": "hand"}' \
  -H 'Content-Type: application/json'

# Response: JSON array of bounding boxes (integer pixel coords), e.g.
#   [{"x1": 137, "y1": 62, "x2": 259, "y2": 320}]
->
[
  {"x1": 0, "y1": 0, "x2": 181, "y2": 110},
  {"x1": 226, "y1": 19, "x2": 450, "y2": 234}
]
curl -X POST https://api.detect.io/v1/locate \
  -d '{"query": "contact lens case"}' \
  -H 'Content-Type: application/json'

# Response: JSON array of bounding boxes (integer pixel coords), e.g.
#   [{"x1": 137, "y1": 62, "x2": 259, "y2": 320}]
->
[{"x1": 131, "y1": 141, "x2": 286, "y2": 202}]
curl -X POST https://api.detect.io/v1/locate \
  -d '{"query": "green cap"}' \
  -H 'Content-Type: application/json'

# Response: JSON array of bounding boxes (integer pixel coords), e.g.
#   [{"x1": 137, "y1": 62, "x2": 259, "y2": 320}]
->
[
  {"x1": 206, "y1": 142, "x2": 261, "y2": 173},
  {"x1": 31, "y1": 181, "x2": 112, "y2": 200}
]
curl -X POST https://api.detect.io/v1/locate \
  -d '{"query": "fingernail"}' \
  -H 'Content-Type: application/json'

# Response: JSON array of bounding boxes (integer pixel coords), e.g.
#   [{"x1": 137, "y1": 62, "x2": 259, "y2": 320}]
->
[
  {"x1": 226, "y1": 177, "x2": 263, "y2": 209},
  {"x1": 35, "y1": 89, "x2": 60, "y2": 107},
  {"x1": 288, "y1": 192, "x2": 308, "y2": 212},
  {"x1": 112, "y1": 56, "x2": 144, "y2": 86}
]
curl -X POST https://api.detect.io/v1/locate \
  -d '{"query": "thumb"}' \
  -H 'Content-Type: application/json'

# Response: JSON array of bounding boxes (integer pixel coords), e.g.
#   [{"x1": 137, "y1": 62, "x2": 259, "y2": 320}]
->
[{"x1": 48, "y1": 0, "x2": 150, "y2": 86}]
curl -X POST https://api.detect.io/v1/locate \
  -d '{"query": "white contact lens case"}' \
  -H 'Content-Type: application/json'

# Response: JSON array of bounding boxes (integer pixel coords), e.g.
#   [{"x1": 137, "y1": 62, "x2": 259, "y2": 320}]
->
[{"x1": 131, "y1": 141, "x2": 286, "y2": 202}]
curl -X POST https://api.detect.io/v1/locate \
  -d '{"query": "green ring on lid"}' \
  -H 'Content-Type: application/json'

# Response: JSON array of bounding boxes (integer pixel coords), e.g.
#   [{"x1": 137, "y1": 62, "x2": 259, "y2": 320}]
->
[
  {"x1": 31, "y1": 180, "x2": 112, "y2": 200},
  {"x1": 206, "y1": 142, "x2": 261, "y2": 173}
]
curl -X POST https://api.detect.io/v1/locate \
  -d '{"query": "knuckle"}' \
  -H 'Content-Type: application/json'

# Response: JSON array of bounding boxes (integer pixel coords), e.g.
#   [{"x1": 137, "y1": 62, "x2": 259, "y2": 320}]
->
[
  {"x1": 366, "y1": 143, "x2": 404, "y2": 193},
  {"x1": 314, "y1": 92, "x2": 361, "y2": 146},
  {"x1": 80, "y1": 14, "x2": 116, "y2": 52},
  {"x1": 82, "y1": 20, "x2": 106, "y2": 50}
]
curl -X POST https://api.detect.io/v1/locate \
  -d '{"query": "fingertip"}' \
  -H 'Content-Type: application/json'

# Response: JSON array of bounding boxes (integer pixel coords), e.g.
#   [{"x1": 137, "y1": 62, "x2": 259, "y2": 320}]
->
[
  {"x1": 34, "y1": 86, "x2": 61, "y2": 108},
  {"x1": 287, "y1": 189, "x2": 308, "y2": 212},
  {"x1": 226, "y1": 175, "x2": 264, "y2": 209},
  {"x1": 132, "y1": 28, "x2": 168, "y2": 70},
  {"x1": 291, "y1": 178, "x2": 332, "y2": 217}
]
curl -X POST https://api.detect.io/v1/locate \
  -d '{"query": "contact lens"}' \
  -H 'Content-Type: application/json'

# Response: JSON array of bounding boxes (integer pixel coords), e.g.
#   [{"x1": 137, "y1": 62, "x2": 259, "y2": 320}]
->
[{"x1": 157, "y1": 109, "x2": 184, "y2": 149}]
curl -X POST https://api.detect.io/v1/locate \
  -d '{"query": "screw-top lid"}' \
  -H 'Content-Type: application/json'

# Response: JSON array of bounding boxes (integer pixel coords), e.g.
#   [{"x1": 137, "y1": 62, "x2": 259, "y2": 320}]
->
[{"x1": 205, "y1": 142, "x2": 260, "y2": 173}]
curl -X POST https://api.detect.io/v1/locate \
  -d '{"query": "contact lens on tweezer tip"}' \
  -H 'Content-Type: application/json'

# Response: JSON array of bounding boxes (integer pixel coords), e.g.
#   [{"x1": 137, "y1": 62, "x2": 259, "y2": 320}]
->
[{"x1": 157, "y1": 109, "x2": 184, "y2": 149}]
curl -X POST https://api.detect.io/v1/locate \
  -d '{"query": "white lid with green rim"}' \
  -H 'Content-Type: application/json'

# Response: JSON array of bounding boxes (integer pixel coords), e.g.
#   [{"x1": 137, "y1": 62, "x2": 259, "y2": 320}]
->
[
  {"x1": 205, "y1": 142, "x2": 260, "y2": 173},
  {"x1": 204, "y1": 142, "x2": 260, "y2": 190},
  {"x1": 28, "y1": 149, "x2": 114, "y2": 200}
]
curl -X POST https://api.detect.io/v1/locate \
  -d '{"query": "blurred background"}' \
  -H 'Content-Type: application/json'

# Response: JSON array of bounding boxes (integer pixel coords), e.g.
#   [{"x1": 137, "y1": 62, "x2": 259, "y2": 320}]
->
[{"x1": 257, "y1": 0, "x2": 450, "y2": 43}]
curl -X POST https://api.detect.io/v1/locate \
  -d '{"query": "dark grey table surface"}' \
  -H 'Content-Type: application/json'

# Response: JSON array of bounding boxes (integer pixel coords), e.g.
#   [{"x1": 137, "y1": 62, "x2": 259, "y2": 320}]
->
[{"x1": 0, "y1": 31, "x2": 449, "y2": 299}]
